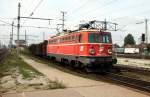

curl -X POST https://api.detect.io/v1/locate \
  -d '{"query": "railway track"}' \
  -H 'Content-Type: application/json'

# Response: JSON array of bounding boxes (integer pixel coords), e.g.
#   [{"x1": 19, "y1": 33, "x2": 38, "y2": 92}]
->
[
  {"x1": 0, "y1": 48, "x2": 8, "y2": 62},
  {"x1": 117, "y1": 54, "x2": 150, "y2": 59},
  {"x1": 105, "y1": 71, "x2": 150, "y2": 93},
  {"x1": 114, "y1": 65, "x2": 150, "y2": 76}
]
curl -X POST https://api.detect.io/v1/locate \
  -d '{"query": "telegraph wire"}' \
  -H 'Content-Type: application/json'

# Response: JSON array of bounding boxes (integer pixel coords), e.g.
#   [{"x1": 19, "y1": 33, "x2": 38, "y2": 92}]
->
[
  {"x1": 0, "y1": 20, "x2": 55, "y2": 29},
  {"x1": 20, "y1": 25, "x2": 56, "y2": 29},
  {"x1": 0, "y1": 17, "x2": 15, "y2": 20},
  {"x1": 0, "y1": 19, "x2": 12, "y2": 26}
]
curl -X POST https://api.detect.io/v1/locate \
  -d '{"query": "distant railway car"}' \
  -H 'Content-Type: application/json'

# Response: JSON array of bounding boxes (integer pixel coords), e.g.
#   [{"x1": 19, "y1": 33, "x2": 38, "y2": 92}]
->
[
  {"x1": 124, "y1": 48, "x2": 139, "y2": 54},
  {"x1": 47, "y1": 29, "x2": 117, "y2": 72},
  {"x1": 41, "y1": 40, "x2": 48, "y2": 56},
  {"x1": 29, "y1": 40, "x2": 48, "y2": 56},
  {"x1": 29, "y1": 44, "x2": 36, "y2": 55},
  {"x1": 115, "y1": 48, "x2": 124, "y2": 54}
]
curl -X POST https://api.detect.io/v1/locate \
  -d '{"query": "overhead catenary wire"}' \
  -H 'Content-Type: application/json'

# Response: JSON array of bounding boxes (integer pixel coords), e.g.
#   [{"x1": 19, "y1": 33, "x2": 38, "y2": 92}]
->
[
  {"x1": 91, "y1": 1, "x2": 150, "y2": 20},
  {"x1": 67, "y1": 0, "x2": 91, "y2": 15},
  {"x1": 67, "y1": 0, "x2": 119, "y2": 23},
  {"x1": 1, "y1": 0, "x2": 150, "y2": 43},
  {"x1": 29, "y1": 0, "x2": 44, "y2": 16},
  {"x1": 21, "y1": 0, "x2": 44, "y2": 26},
  {"x1": 22, "y1": 0, "x2": 36, "y2": 17},
  {"x1": 67, "y1": 0, "x2": 149, "y2": 22},
  {"x1": 67, "y1": 0, "x2": 113, "y2": 18},
  {"x1": 66, "y1": 0, "x2": 150, "y2": 31}
]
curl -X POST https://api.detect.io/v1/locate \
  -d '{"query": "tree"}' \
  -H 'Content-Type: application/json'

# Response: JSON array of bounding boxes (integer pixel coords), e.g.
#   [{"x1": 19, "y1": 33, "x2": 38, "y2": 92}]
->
[
  {"x1": 113, "y1": 43, "x2": 120, "y2": 48},
  {"x1": 124, "y1": 34, "x2": 136, "y2": 46}
]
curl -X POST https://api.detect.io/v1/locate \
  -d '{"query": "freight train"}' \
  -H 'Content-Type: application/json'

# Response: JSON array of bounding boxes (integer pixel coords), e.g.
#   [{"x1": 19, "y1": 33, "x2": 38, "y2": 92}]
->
[{"x1": 29, "y1": 21, "x2": 117, "y2": 72}]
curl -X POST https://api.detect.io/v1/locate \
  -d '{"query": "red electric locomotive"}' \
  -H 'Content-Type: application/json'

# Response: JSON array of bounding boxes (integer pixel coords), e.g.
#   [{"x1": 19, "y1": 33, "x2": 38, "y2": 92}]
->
[{"x1": 47, "y1": 21, "x2": 117, "y2": 72}]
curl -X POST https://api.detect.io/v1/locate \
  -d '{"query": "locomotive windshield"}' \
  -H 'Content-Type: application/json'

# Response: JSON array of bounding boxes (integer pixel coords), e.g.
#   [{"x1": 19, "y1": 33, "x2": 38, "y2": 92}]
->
[{"x1": 88, "y1": 33, "x2": 112, "y2": 43}]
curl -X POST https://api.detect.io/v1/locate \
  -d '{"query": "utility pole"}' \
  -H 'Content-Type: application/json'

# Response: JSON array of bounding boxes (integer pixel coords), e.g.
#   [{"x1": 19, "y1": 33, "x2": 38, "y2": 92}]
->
[
  {"x1": 25, "y1": 30, "x2": 27, "y2": 46},
  {"x1": 104, "y1": 19, "x2": 107, "y2": 30},
  {"x1": 12, "y1": 21, "x2": 14, "y2": 45},
  {"x1": 17, "y1": 2, "x2": 21, "y2": 54},
  {"x1": 145, "y1": 19, "x2": 148, "y2": 44},
  {"x1": 61, "y1": 11, "x2": 66, "y2": 31},
  {"x1": 43, "y1": 32, "x2": 45, "y2": 41},
  {"x1": 9, "y1": 32, "x2": 11, "y2": 49},
  {"x1": 9, "y1": 21, "x2": 14, "y2": 49}
]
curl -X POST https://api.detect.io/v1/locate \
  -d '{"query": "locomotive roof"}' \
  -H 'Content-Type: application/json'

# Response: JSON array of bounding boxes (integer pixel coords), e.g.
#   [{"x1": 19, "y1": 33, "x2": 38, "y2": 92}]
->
[{"x1": 49, "y1": 29, "x2": 110, "y2": 39}]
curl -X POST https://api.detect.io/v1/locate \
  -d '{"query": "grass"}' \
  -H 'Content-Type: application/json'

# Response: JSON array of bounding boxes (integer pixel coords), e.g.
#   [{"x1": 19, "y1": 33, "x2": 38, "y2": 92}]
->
[{"x1": 0, "y1": 49, "x2": 42, "y2": 79}]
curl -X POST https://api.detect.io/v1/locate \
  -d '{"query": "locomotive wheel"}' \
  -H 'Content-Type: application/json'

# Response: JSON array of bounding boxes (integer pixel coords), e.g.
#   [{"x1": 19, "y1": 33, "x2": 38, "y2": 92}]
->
[
  {"x1": 78, "y1": 61, "x2": 84, "y2": 69},
  {"x1": 70, "y1": 60, "x2": 75, "y2": 68},
  {"x1": 74, "y1": 61, "x2": 84, "y2": 69},
  {"x1": 84, "y1": 67, "x2": 92, "y2": 73}
]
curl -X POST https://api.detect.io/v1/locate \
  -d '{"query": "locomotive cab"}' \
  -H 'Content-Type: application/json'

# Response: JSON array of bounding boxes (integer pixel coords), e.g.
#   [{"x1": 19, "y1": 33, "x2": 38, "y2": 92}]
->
[
  {"x1": 77, "y1": 30, "x2": 117, "y2": 71},
  {"x1": 88, "y1": 32, "x2": 112, "y2": 56}
]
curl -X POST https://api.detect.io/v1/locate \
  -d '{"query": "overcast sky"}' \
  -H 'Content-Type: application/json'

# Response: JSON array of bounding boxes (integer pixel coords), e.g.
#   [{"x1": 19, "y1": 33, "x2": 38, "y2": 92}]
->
[{"x1": 0, "y1": 0, "x2": 150, "y2": 46}]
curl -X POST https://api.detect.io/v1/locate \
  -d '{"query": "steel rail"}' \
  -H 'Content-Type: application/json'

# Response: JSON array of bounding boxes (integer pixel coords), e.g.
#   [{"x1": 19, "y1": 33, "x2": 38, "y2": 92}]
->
[{"x1": 105, "y1": 71, "x2": 150, "y2": 92}]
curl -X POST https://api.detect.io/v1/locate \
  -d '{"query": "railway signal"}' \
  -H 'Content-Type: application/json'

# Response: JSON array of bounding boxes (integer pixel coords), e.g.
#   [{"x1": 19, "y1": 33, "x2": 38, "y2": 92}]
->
[
  {"x1": 142, "y1": 33, "x2": 145, "y2": 42},
  {"x1": 136, "y1": 19, "x2": 149, "y2": 44}
]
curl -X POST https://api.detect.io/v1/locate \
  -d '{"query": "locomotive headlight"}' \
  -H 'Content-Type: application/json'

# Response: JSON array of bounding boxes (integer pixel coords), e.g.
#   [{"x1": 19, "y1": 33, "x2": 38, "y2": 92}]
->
[
  {"x1": 89, "y1": 48, "x2": 95, "y2": 55},
  {"x1": 99, "y1": 45, "x2": 104, "y2": 52},
  {"x1": 108, "y1": 49, "x2": 112, "y2": 54}
]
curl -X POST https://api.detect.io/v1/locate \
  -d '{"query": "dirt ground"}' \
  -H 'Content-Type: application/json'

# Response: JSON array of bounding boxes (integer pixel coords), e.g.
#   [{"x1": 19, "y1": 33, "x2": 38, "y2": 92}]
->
[{"x1": 0, "y1": 67, "x2": 64, "y2": 93}]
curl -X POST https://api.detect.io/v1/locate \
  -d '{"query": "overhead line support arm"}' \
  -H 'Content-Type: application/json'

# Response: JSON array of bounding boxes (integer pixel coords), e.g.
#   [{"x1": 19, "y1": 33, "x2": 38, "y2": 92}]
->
[{"x1": 20, "y1": 17, "x2": 52, "y2": 21}]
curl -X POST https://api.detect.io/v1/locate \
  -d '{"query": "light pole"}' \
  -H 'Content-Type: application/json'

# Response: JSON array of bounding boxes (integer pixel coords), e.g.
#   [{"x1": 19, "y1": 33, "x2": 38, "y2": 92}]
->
[
  {"x1": 145, "y1": 19, "x2": 148, "y2": 44},
  {"x1": 136, "y1": 18, "x2": 149, "y2": 44}
]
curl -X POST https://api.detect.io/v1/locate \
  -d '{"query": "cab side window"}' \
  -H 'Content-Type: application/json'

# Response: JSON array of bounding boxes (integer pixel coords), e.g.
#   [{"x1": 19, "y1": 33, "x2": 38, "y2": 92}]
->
[{"x1": 79, "y1": 34, "x2": 82, "y2": 43}]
